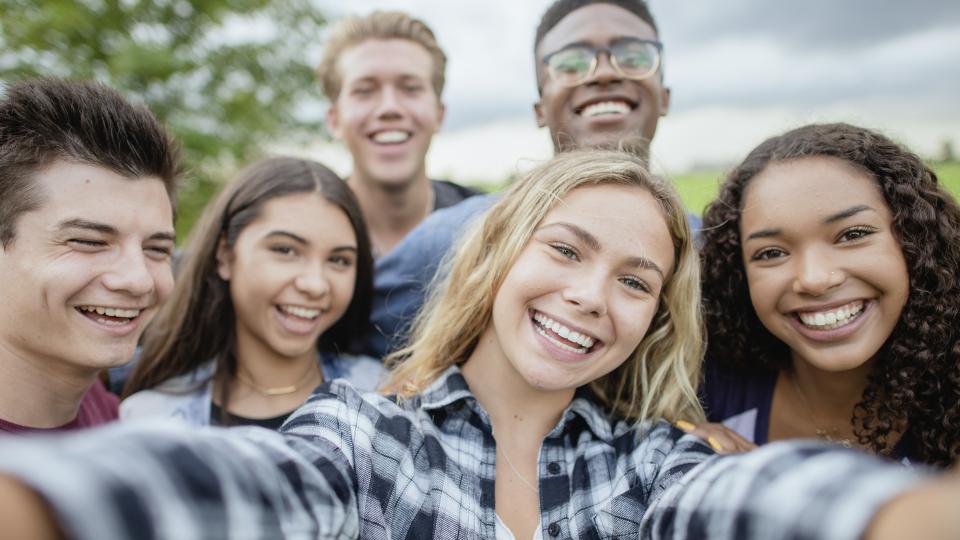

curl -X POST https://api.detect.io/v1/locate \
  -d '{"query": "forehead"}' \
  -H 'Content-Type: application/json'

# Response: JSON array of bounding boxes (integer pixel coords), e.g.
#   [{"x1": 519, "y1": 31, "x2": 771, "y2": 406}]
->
[
  {"x1": 538, "y1": 3, "x2": 658, "y2": 55},
  {"x1": 245, "y1": 193, "x2": 356, "y2": 242},
  {"x1": 741, "y1": 156, "x2": 888, "y2": 227},
  {"x1": 336, "y1": 38, "x2": 434, "y2": 83},
  {"x1": 542, "y1": 183, "x2": 675, "y2": 271},
  {"x1": 29, "y1": 161, "x2": 173, "y2": 231}
]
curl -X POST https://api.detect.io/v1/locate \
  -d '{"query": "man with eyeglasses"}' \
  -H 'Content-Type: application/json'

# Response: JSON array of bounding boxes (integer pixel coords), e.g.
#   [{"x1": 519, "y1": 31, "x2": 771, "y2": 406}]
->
[{"x1": 364, "y1": 0, "x2": 689, "y2": 358}]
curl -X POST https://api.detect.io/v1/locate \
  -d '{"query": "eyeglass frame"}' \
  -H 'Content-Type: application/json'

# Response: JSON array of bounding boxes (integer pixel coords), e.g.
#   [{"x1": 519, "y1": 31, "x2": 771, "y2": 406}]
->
[{"x1": 540, "y1": 38, "x2": 664, "y2": 87}]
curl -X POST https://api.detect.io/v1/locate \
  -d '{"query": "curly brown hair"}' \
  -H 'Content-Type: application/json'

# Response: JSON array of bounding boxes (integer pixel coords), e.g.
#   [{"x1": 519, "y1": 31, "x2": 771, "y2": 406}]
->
[{"x1": 700, "y1": 122, "x2": 960, "y2": 466}]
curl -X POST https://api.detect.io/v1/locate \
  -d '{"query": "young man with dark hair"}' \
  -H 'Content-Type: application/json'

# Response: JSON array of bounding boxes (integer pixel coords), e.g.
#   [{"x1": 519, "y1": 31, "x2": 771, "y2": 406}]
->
[
  {"x1": 366, "y1": 0, "x2": 685, "y2": 357},
  {"x1": 0, "y1": 78, "x2": 180, "y2": 432},
  {"x1": 317, "y1": 11, "x2": 477, "y2": 256}
]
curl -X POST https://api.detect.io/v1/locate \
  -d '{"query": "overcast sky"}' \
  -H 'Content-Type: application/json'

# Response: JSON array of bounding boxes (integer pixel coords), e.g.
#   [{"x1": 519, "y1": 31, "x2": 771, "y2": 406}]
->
[{"x1": 302, "y1": 0, "x2": 960, "y2": 183}]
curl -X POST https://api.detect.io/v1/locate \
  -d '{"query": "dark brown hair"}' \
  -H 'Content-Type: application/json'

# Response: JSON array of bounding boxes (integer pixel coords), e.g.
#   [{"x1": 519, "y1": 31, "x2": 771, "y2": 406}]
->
[
  {"x1": 0, "y1": 78, "x2": 180, "y2": 247},
  {"x1": 701, "y1": 122, "x2": 960, "y2": 466},
  {"x1": 123, "y1": 157, "x2": 373, "y2": 416}
]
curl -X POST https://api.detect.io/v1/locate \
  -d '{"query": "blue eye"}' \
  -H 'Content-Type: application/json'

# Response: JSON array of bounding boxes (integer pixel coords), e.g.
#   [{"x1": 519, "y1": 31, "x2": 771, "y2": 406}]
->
[
  {"x1": 551, "y1": 243, "x2": 579, "y2": 260},
  {"x1": 620, "y1": 276, "x2": 650, "y2": 293}
]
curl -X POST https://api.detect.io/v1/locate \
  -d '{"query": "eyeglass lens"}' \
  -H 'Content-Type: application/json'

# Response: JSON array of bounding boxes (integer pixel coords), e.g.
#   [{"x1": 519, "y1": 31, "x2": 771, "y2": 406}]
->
[{"x1": 547, "y1": 40, "x2": 659, "y2": 84}]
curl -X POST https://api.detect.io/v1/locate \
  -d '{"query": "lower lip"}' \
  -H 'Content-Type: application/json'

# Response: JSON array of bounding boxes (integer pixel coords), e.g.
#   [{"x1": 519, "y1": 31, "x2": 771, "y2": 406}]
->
[
  {"x1": 528, "y1": 312, "x2": 599, "y2": 363},
  {"x1": 274, "y1": 306, "x2": 323, "y2": 336},
  {"x1": 75, "y1": 308, "x2": 144, "y2": 337},
  {"x1": 369, "y1": 138, "x2": 412, "y2": 157},
  {"x1": 788, "y1": 301, "x2": 873, "y2": 342}
]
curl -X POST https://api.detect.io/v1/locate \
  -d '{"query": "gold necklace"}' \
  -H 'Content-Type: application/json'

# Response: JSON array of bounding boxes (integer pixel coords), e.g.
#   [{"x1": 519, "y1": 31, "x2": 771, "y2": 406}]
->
[
  {"x1": 788, "y1": 371, "x2": 854, "y2": 448},
  {"x1": 492, "y1": 430, "x2": 538, "y2": 495},
  {"x1": 235, "y1": 361, "x2": 320, "y2": 397}
]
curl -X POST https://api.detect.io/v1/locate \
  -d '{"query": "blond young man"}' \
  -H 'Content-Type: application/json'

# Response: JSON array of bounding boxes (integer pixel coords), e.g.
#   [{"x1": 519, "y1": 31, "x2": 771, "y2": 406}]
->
[{"x1": 317, "y1": 11, "x2": 477, "y2": 257}]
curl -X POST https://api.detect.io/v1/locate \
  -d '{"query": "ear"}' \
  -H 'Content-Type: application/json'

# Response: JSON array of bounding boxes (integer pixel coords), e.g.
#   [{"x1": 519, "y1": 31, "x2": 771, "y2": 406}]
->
[
  {"x1": 326, "y1": 104, "x2": 342, "y2": 140},
  {"x1": 659, "y1": 86, "x2": 671, "y2": 117},
  {"x1": 215, "y1": 237, "x2": 233, "y2": 281},
  {"x1": 533, "y1": 100, "x2": 547, "y2": 128},
  {"x1": 435, "y1": 100, "x2": 446, "y2": 130}
]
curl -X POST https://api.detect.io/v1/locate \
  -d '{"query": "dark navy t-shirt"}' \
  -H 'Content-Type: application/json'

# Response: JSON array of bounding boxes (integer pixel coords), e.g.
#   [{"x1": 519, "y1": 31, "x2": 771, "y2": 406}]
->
[{"x1": 701, "y1": 359, "x2": 919, "y2": 465}]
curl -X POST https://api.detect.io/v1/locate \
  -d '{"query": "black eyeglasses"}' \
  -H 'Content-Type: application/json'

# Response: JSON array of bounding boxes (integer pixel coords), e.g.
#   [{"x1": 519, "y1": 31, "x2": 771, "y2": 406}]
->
[{"x1": 542, "y1": 38, "x2": 663, "y2": 87}]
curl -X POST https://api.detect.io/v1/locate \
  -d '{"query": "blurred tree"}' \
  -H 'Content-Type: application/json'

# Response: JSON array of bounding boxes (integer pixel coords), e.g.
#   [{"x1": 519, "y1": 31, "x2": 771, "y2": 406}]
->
[{"x1": 0, "y1": 0, "x2": 327, "y2": 238}]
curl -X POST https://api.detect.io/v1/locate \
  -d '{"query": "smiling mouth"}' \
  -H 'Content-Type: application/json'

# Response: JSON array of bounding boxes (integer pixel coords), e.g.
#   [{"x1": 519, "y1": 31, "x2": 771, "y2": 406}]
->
[
  {"x1": 794, "y1": 300, "x2": 866, "y2": 331},
  {"x1": 76, "y1": 305, "x2": 142, "y2": 326},
  {"x1": 575, "y1": 99, "x2": 636, "y2": 118},
  {"x1": 531, "y1": 310, "x2": 600, "y2": 354},
  {"x1": 370, "y1": 130, "x2": 412, "y2": 144},
  {"x1": 276, "y1": 304, "x2": 322, "y2": 321}
]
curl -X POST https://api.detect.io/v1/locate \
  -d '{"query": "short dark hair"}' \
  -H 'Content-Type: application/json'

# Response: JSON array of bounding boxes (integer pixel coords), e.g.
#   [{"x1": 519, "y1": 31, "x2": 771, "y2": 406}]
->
[
  {"x1": 534, "y1": 0, "x2": 659, "y2": 54},
  {"x1": 0, "y1": 78, "x2": 181, "y2": 247}
]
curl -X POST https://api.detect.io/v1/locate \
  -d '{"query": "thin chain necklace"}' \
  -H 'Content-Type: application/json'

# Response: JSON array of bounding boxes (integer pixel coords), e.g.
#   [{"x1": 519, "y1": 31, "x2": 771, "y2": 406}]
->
[
  {"x1": 235, "y1": 361, "x2": 320, "y2": 397},
  {"x1": 788, "y1": 370, "x2": 854, "y2": 448},
  {"x1": 492, "y1": 430, "x2": 538, "y2": 495}
]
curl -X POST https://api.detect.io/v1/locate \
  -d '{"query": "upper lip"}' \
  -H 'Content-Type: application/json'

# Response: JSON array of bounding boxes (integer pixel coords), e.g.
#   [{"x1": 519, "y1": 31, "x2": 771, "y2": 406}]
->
[
  {"x1": 531, "y1": 309, "x2": 604, "y2": 343},
  {"x1": 788, "y1": 298, "x2": 867, "y2": 314},
  {"x1": 76, "y1": 304, "x2": 147, "y2": 310},
  {"x1": 573, "y1": 94, "x2": 638, "y2": 114}
]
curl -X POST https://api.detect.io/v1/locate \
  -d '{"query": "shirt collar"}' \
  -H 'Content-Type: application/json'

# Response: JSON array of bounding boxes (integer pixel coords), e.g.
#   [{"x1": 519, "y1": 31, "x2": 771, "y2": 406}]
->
[{"x1": 418, "y1": 366, "x2": 616, "y2": 443}]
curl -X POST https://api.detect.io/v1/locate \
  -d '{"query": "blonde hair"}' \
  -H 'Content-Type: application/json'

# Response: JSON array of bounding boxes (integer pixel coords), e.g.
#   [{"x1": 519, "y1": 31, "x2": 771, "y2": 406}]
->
[
  {"x1": 317, "y1": 11, "x2": 447, "y2": 101},
  {"x1": 385, "y1": 148, "x2": 705, "y2": 424}
]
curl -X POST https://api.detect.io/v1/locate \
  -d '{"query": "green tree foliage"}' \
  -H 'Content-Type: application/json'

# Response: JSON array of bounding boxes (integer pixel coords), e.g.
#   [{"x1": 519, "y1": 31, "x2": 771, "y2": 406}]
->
[{"x1": 0, "y1": 0, "x2": 327, "y2": 238}]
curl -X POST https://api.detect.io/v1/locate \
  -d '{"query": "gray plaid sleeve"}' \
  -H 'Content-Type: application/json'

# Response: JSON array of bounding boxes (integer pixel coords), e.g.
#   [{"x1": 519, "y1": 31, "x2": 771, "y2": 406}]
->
[
  {"x1": 642, "y1": 438, "x2": 928, "y2": 540},
  {"x1": 0, "y1": 419, "x2": 359, "y2": 540}
]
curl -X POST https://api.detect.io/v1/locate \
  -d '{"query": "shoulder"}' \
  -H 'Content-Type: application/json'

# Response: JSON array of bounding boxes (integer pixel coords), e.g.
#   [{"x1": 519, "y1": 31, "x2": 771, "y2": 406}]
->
[
  {"x1": 120, "y1": 364, "x2": 215, "y2": 426},
  {"x1": 430, "y1": 179, "x2": 481, "y2": 210},
  {"x1": 323, "y1": 352, "x2": 386, "y2": 392}
]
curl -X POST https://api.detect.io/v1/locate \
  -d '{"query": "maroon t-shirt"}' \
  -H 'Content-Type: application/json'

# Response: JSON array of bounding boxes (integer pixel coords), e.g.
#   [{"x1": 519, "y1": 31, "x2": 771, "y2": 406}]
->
[{"x1": 0, "y1": 379, "x2": 119, "y2": 434}]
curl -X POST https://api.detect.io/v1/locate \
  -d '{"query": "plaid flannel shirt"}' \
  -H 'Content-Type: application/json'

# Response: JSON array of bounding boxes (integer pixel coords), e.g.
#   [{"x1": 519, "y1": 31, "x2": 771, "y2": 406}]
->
[{"x1": 0, "y1": 366, "x2": 923, "y2": 539}]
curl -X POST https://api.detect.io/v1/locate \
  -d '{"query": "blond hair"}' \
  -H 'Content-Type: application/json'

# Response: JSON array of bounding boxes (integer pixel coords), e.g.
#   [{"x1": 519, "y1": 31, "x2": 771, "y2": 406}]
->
[
  {"x1": 385, "y1": 148, "x2": 705, "y2": 424},
  {"x1": 317, "y1": 11, "x2": 446, "y2": 101}
]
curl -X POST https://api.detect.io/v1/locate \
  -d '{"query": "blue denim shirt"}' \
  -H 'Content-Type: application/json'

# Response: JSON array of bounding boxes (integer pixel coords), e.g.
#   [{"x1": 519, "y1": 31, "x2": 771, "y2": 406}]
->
[{"x1": 364, "y1": 193, "x2": 702, "y2": 358}]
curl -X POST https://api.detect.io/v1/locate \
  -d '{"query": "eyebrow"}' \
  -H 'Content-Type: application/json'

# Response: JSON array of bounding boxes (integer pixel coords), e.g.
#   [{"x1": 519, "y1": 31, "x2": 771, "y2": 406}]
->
[
  {"x1": 265, "y1": 231, "x2": 357, "y2": 252},
  {"x1": 57, "y1": 218, "x2": 175, "y2": 242},
  {"x1": 543, "y1": 222, "x2": 665, "y2": 279},
  {"x1": 745, "y1": 205, "x2": 877, "y2": 241},
  {"x1": 824, "y1": 204, "x2": 875, "y2": 224}
]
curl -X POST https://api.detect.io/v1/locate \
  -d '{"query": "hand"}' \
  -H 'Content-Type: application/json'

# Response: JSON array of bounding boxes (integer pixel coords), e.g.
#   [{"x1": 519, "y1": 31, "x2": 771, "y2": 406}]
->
[
  {"x1": 0, "y1": 474, "x2": 64, "y2": 540},
  {"x1": 865, "y1": 469, "x2": 960, "y2": 540},
  {"x1": 675, "y1": 421, "x2": 757, "y2": 454}
]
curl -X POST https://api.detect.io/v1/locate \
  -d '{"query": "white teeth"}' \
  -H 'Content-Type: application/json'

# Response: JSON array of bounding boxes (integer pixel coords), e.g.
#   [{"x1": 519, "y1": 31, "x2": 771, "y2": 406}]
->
[
  {"x1": 372, "y1": 130, "x2": 410, "y2": 144},
  {"x1": 580, "y1": 100, "x2": 630, "y2": 118},
  {"x1": 78, "y1": 306, "x2": 140, "y2": 319},
  {"x1": 532, "y1": 311, "x2": 596, "y2": 349},
  {"x1": 280, "y1": 305, "x2": 320, "y2": 320},
  {"x1": 798, "y1": 301, "x2": 864, "y2": 330}
]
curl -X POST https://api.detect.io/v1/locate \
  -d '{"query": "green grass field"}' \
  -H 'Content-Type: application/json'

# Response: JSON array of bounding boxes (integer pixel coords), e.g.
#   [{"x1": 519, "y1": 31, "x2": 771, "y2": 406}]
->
[{"x1": 673, "y1": 161, "x2": 960, "y2": 216}]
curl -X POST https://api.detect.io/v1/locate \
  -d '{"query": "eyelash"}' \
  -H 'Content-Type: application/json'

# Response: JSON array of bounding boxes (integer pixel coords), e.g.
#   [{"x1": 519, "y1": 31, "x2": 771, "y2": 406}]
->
[
  {"x1": 68, "y1": 238, "x2": 105, "y2": 247},
  {"x1": 751, "y1": 247, "x2": 786, "y2": 261},
  {"x1": 838, "y1": 226, "x2": 877, "y2": 242},
  {"x1": 550, "y1": 242, "x2": 579, "y2": 261},
  {"x1": 620, "y1": 276, "x2": 650, "y2": 293},
  {"x1": 270, "y1": 245, "x2": 297, "y2": 256},
  {"x1": 329, "y1": 255, "x2": 354, "y2": 267}
]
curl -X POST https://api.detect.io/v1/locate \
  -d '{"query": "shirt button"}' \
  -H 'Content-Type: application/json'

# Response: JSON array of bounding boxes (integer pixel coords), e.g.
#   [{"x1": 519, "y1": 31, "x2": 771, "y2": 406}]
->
[
  {"x1": 547, "y1": 462, "x2": 561, "y2": 474},
  {"x1": 547, "y1": 522, "x2": 560, "y2": 537}
]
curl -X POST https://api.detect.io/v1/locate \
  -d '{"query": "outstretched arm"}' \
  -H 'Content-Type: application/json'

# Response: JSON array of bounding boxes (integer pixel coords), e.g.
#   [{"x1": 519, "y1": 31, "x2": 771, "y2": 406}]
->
[
  {"x1": 644, "y1": 435, "x2": 952, "y2": 540},
  {"x1": 0, "y1": 420, "x2": 359, "y2": 540}
]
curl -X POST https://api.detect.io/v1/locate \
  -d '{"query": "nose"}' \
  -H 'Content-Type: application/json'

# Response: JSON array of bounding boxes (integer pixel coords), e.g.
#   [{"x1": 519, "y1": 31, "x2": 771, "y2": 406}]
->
[
  {"x1": 101, "y1": 244, "x2": 156, "y2": 297},
  {"x1": 295, "y1": 260, "x2": 331, "y2": 299},
  {"x1": 587, "y1": 51, "x2": 622, "y2": 85},
  {"x1": 374, "y1": 85, "x2": 403, "y2": 119},
  {"x1": 791, "y1": 251, "x2": 844, "y2": 296},
  {"x1": 561, "y1": 270, "x2": 608, "y2": 317}
]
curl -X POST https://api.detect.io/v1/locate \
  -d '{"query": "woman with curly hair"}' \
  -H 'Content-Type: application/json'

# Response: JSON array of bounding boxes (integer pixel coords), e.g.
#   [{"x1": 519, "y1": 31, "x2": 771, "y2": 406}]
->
[{"x1": 692, "y1": 122, "x2": 960, "y2": 467}]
